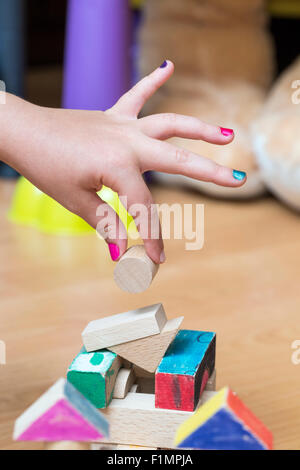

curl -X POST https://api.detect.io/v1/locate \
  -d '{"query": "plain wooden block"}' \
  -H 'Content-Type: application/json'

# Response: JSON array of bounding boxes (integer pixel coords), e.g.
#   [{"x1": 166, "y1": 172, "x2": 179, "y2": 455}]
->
[
  {"x1": 67, "y1": 348, "x2": 121, "y2": 408},
  {"x1": 13, "y1": 378, "x2": 109, "y2": 442},
  {"x1": 205, "y1": 369, "x2": 216, "y2": 392},
  {"x1": 122, "y1": 359, "x2": 132, "y2": 369},
  {"x1": 114, "y1": 245, "x2": 159, "y2": 293},
  {"x1": 155, "y1": 330, "x2": 216, "y2": 412},
  {"x1": 82, "y1": 303, "x2": 167, "y2": 352},
  {"x1": 132, "y1": 365, "x2": 155, "y2": 393},
  {"x1": 91, "y1": 443, "x2": 157, "y2": 450},
  {"x1": 130, "y1": 384, "x2": 140, "y2": 393},
  {"x1": 109, "y1": 317, "x2": 184, "y2": 373},
  {"x1": 175, "y1": 387, "x2": 273, "y2": 450},
  {"x1": 136, "y1": 377, "x2": 155, "y2": 394},
  {"x1": 133, "y1": 365, "x2": 155, "y2": 378},
  {"x1": 113, "y1": 368, "x2": 135, "y2": 399},
  {"x1": 100, "y1": 392, "x2": 193, "y2": 449},
  {"x1": 44, "y1": 441, "x2": 90, "y2": 450}
]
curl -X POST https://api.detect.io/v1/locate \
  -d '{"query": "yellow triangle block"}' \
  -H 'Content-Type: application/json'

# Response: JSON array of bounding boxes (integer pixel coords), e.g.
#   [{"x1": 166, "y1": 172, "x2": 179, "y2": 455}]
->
[{"x1": 174, "y1": 387, "x2": 227, "y2": 446}]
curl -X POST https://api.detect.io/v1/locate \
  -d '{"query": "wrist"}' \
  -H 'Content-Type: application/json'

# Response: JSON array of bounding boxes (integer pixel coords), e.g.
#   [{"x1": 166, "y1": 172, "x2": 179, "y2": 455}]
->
[{"x1": 0, "y1": 93, "x2": 40, "y2": 171}]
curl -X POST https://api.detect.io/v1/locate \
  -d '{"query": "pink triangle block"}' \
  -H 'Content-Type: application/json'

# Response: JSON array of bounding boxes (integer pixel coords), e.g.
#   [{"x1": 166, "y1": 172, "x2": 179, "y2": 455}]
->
[
  {"x1": 17, "y1": 398, "x2": 103, "y2": 442},
  {"x1": 13, "y1": 378, "x2": 109, "y2": 442}
]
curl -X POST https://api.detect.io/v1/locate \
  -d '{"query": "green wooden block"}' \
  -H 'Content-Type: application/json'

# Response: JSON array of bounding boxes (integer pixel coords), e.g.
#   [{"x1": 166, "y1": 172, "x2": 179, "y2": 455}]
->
[{"x1": 67, "y1": 347, "x2": 122, "y2": 408}]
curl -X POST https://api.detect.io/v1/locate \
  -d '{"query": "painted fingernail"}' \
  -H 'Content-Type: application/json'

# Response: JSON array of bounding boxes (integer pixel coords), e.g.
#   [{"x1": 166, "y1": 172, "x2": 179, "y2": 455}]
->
[
  {"x1": 232, "y1": 169, "x2": 246, "y2": 181},
  {"x1": 108, "y1": 243, "x2": 120, "y2": 261},
  {"x1": 159, "y1": 60, "x2": 168, "y2": 69},
  {"x1": 160, "y1": 250, "x2": 166, "y2": 263},
  {"x1": 220, "y1": 127, "x2": 234, "y2": 137}
]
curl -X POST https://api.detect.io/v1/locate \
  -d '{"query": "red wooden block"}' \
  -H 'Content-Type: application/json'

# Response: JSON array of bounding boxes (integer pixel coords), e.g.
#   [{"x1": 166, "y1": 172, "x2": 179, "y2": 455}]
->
[{"x1": 155, "y1": 330, "x2": 216, "y2": 412}]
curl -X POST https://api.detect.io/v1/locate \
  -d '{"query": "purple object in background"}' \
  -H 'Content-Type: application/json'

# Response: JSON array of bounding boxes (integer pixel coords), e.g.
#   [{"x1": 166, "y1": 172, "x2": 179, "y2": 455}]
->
[{"x1": 63, "y1": 0, "x2": 132, "y2": 111}]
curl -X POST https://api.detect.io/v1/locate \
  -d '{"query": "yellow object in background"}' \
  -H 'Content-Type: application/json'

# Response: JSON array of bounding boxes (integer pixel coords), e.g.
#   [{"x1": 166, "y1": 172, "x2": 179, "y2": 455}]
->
[
  {"x1": 131, "y1": 0, "x2": 144, "y2": 9},
  {"x1": 9, "y1": 177, "x2": 138, "y2": 237},
  {"x1": 269, "y1": 0, "x2": 300, "y2": 17}
]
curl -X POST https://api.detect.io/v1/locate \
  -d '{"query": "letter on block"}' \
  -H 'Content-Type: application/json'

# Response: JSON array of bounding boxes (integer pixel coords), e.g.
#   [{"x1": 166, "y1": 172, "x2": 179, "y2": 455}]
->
[
  {"x1": 67, "y1": 348, "x2": 121, "y2": 408},
  {"x1": 82, "y1": 303, "x2": 167, "y2": 352},
  {"x1": 155, "y1": 330, "x2": 216, "y2": 412},
  {"x1": 13, "y1": 378, "x2": 109, "y2": 442},
  {"x1": 175, "y1": 387, "x2": 273, "y2": 450}
]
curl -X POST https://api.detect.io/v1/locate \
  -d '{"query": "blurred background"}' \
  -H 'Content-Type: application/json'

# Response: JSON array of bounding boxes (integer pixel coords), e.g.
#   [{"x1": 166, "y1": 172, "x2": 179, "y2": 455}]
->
[{"x1": 1, "y1": 0, "x2": 300, "y2": 450}]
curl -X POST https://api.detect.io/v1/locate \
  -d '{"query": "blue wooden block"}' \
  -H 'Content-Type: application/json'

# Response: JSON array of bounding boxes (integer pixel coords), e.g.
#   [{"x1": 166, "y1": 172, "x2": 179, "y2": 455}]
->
[{"x1": 155, "y1": 330, "x2": 216, "y2": 411}]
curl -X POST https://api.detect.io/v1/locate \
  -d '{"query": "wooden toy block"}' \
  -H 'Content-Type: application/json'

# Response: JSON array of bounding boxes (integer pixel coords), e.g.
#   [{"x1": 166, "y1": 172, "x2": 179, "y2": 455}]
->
[
  {"x1": 91, "y1": 443, "x2": 157, "y2": 450},
  {"x1": 114, "y1": 245, "x2": 159, "y2": 293},
  {"x1": 122, "y1": 359, "x2": 132, "y2": 368},
  {"x1": 100, "y1": 392, "x2": 193, "y2": 449},
  {"x1": 44, "y1": 441, "x2": 90, "y2": 450},
  {"x1": 67, "y1": 347, "x2": 121, "y2": 408},
  {"x1": 13, "y1": 378, "x2": 109, "y2": 442},
  {"x1": 205, "y1": 369, "x2": 216, "y2": 392},
  {"x1": 82, "y1": 303, "x2": 167, "y2": 352},
  {"x1": 137, "y1": 377, "x2": 155, "y2": 394},
  {"x1": 133, "y1": 365, "x2": 155, "y2": 393},
  {"x1": 175, "y1": 387, "x2": 273, "y2": 450},
  {"x1": 113, "y1": 368, "x2": 135, "y2": 399},
  {"x1": 133, "y1": 365, "x2": 154, "y2": 378},
  {"x1": 109, "y1": 317, "x2": 184, "y2": 373},
  {"x1": 130, "y1": 383, "x2": 140, "y2": 393},
  {"x1": 155, "y1": 330, "x2": 216, "y2": 412}
]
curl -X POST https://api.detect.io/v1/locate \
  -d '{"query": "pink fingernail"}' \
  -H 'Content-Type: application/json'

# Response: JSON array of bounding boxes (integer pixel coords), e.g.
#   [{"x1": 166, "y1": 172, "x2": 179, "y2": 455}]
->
[
  {"x1": 220, "y1": 127, "x2": 234, "y2": 137},
  {"x1": 108, "y1": 243, "x2": 120, "y2": 261}
]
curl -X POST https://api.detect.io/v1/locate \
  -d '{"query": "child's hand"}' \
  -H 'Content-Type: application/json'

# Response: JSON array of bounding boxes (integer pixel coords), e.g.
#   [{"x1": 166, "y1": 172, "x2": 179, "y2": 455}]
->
[{"x1": 1, "y1": 61, "x2": 246, "y2": 264}]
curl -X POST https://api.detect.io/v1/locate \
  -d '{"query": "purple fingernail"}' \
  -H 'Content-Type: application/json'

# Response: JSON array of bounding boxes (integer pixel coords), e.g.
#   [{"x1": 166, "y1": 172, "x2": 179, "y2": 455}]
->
[{"x1": 160, "y1": 60, "x2": 168, "y2": 69}]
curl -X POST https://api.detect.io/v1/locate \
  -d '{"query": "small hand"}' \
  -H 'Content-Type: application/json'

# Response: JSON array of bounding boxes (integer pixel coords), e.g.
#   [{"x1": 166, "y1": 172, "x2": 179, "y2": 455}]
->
[{"x1": 2, "y1": 61, "x2": 246, "y2": 264}]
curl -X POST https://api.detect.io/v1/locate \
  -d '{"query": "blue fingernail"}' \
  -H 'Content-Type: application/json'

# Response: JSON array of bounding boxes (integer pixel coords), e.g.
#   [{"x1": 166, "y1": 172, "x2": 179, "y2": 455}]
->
[
  {"x1": 233, "y1": 169, "x2": 246, "y2": 181},
  {"x1": 160, "y1": 60, "x2": 168, "y2": 68}
]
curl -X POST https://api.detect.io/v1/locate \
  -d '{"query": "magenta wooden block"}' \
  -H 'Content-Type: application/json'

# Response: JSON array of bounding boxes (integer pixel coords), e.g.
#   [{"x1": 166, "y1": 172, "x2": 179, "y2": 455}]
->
[{"x1": 13, "y1": 378, "x2": 109, "y2": 442}]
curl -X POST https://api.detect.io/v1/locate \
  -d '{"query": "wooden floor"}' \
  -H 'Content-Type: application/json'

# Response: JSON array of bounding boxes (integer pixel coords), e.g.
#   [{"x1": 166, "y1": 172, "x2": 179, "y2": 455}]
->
[{"x1": 0, "y1": 179, "x2": 300, "y2": 449}]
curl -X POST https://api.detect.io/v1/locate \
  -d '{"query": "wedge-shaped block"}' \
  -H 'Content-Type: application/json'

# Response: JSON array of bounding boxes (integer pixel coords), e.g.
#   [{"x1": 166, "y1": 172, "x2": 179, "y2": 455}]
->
[
  {"x1": 13, "y1": 378, "x2": 109, "y2": 442},
  {"x1": 67, "y1": 348, "x2": 121, "y2": 408},
  {"x1": 109, "y1": 317, "x2": 184, "y2": 373},
  {"x1": 82, "y1": 303, "x2": 167, "y2": 352},
  {"x1": 100, "y1": 392, "x2": 193, "y2": 449},
  {"x1": 155, "y1": 330, "x2": 216, "y2": 411},
  {"x1": 175, "y1": 387, "x2": 273, "y2": 450}
]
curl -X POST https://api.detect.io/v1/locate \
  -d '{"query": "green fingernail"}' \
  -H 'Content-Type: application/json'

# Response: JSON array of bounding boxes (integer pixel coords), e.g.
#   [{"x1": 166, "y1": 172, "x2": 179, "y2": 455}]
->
[{"x1": 233, "y1": 169, "x2": 246, "y2": 181}]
